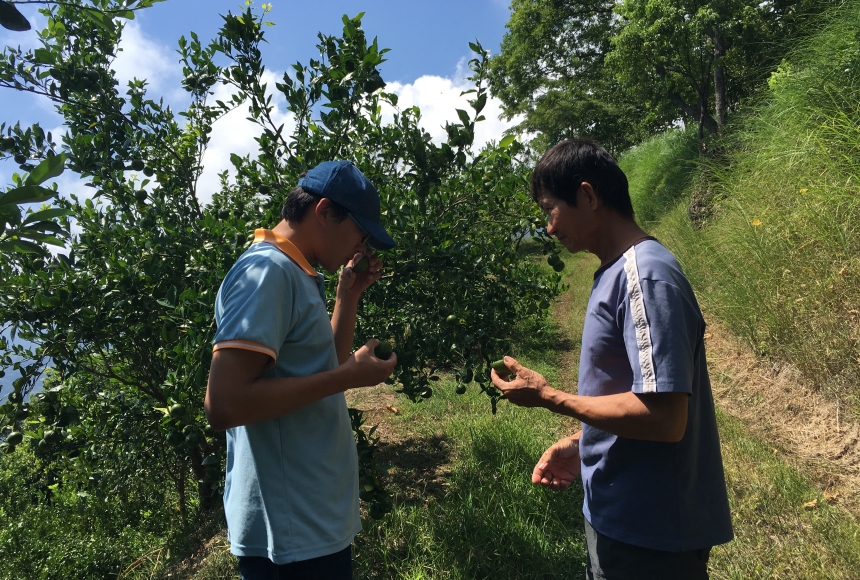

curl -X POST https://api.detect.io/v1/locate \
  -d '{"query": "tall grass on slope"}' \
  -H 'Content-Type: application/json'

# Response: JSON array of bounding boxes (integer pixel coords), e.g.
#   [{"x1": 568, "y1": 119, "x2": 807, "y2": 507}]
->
[
  {"x1": 621, "y1": 128, "x2": 700, "y2": 227},
  {"x1": 639, "y1": 0, "x2": 860, "y2": 414}
]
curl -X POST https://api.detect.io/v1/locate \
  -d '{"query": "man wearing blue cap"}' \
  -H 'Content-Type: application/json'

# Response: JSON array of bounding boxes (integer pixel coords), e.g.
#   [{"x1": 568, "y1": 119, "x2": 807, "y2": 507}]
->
[{"x1": 205, "y1": 160, "x2": 398, "y2": 579}]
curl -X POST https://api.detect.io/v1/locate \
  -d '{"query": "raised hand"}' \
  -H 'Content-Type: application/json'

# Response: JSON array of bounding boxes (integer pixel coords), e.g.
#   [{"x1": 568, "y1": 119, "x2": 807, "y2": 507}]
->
[
  {"x1": 489, "y1": 355, "x2": 557, "y2": 408},
  {"x1": 338, "y1": 252, "x2": 383, "y2": 301}
]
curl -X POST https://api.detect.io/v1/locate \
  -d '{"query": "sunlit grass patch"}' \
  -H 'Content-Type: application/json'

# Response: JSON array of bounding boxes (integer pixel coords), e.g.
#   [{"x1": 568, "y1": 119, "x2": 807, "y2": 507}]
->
[{"x1": 711, "y1": 409, "x2": 860, "y2": 580}]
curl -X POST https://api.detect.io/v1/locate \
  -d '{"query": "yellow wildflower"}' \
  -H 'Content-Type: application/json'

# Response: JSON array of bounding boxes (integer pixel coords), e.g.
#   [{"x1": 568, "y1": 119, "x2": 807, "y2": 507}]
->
[
  {"x1": 751, "y1": 218, "x2": 762, "y2": 226},
  {"x1": 799, "y1": 188, "x2": 808, "y2": 194}
]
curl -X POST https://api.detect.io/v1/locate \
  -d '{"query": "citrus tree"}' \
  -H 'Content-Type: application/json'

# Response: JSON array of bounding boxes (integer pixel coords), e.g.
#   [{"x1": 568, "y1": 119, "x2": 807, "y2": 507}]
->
[{"x1": 0, "y1": 0, "x2": 564, "y2": 530}]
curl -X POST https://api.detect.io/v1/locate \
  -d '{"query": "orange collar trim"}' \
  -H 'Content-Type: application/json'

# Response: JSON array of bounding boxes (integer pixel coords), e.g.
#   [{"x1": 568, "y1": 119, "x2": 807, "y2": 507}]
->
[{"x1": 252, "y1": 229, "x2": 318, "y2": 276}]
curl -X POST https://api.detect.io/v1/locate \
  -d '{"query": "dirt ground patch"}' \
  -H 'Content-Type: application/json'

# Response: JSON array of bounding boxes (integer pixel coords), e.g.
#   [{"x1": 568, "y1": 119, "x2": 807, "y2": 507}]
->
[{"x1": 705, "y1": 320, "x2": 860, "y2": 516}]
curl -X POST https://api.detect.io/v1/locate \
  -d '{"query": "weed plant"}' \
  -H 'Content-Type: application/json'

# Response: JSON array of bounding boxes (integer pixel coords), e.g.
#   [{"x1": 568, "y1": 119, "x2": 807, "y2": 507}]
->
[{"x1": 625, "y1": 0, "x2": 860, "y2": 415}]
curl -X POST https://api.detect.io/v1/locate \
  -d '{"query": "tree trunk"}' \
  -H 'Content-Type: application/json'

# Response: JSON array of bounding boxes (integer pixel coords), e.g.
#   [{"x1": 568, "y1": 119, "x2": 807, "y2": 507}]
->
[
  {"x1": 669, "y1": 93, "x2": 718, "y2": 134},
  {"x1": 713, "y1": 28, "x2": 727, "y2": 131}
]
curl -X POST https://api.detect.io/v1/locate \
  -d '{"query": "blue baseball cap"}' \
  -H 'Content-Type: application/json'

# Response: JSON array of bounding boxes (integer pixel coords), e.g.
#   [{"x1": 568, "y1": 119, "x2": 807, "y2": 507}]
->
[{"x1": 298, "y1": 160, "x2": 396, "y2": 250}]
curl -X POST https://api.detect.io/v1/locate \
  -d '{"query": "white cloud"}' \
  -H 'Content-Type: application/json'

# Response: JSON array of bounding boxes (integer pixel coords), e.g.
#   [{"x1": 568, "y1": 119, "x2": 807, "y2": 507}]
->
[
  {"x1": 382, "y1": 57, "x2": 519, "y2": 151},
  {"x1": 111, "y1": 21, "x2": 183, "y2": 102}
]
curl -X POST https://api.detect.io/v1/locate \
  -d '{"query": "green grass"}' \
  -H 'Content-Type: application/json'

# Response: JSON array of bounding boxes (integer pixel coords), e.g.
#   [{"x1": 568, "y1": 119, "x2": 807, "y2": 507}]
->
[{"x1": 712, "y1": 409, "x2": 860, "y2": 580}]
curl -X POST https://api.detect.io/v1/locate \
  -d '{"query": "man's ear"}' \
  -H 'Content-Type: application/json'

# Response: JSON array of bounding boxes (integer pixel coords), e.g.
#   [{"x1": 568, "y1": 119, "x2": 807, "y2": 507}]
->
[
  {"x1": 313, "y1": 198, "x2": 332, "y2": 225},
  {"x1": 579, "y1": 182, "x2": 600, "y2": 210}
]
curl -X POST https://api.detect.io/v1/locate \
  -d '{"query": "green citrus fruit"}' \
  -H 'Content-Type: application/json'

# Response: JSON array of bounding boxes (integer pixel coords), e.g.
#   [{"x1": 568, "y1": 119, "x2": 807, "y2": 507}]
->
[
  {"x1": 6, "y1": 431, "x2": 23, "y2": 446},
  {"x1": 352, "y1": 255, "x2": 369, "y2": 273},
  {"x1": 455, "y1": 384, "x2": 467, "y2": 395},
  {"x1": 491, "y1": 359, "x2": 511, "y2": 377},
  {"x1": 134, "y1": 190, "x2": 147, "y2": 202},
  {"x1": 168, "y1": 403, "x2": 186, "y2": 418},
  {"x1": 552, "y1": 261, "x2": 565, "y2": 272},
  {"x1": 14, "y1": 154, "x2": 27, "y2": 164},
  {"x1": 374, "y1": 340, "x2": 392, "y2": 360},
  {"x1": 166, "y1": 431, "x2": 183, "y2": 446},
  {"x1": 446, "y1": 314, "x2": 458, "y2": 324},
  {"x1": 143, "y1": 166, "x2": 154, "y2": 177},
  {"x1": 547, "y1": 253, "x2": 561, "y2": 266},
  {"x1": 131, "y1": 159, "x2": 145, "y2": 171}
]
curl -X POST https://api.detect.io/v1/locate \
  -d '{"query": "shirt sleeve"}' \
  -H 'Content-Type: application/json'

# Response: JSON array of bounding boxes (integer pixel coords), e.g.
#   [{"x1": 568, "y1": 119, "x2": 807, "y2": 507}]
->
[
  {"x1": 213, "y1": 253, "x2": 294, "y2": 368},
  {"x1": 621, "y1": 278, "x2": 700, "y2": 395}
]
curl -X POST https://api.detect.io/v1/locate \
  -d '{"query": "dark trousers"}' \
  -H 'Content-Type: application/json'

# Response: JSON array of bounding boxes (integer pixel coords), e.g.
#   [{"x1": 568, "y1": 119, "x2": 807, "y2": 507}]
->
[
  {"x1": 238, "y1": 546, "x2": 352, "y2": 580},
  {"x1": 585, "y1": 520, "x2": 711, "y2": 580}
]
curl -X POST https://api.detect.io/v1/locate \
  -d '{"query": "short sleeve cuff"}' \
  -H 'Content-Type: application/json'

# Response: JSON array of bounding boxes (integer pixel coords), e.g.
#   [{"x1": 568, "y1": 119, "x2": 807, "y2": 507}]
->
[{"x1": 213, "y1": 340, "x2": 277, "y2": 369}]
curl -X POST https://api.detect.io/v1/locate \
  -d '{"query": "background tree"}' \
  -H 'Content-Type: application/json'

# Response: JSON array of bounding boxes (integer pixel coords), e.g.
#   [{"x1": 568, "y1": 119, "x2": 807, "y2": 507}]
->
[
  {"x1": 487, "y1": 0, "x2": 669, "y2": 155},
  {"x1": 0, "y1": 0, "x2": 565, "y2": 554}
]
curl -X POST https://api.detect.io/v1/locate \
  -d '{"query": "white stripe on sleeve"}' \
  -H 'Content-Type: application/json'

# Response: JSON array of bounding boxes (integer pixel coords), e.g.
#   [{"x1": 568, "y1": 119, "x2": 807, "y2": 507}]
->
[{"x1": 623, "y1": 246, "x2": 657, "y2": 393}]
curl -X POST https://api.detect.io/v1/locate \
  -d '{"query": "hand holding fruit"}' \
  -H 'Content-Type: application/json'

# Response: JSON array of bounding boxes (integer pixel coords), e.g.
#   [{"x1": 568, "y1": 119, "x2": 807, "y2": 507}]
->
[
  {"x1": 489, "y1": 356, "x2": 556, "y2": 408},
  {"x1": 348, "y1": 339, "x2": 397, "y2": 387},
  {"x1": 338, "y1": 252, "x2": 383, "y2": 300}
]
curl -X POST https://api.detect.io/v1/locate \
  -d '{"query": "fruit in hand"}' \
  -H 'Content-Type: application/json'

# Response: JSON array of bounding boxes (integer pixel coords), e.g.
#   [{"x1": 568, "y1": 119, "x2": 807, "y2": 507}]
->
[
  {"x1": 374, "y1": 340, "x2": 392, "y2": 360},
  {"x1": 491, "y1": 359, "x2": 511, "y2": 377},
  {"x1": 352, "y1": 255, "x2": 369, "y2": 273}
]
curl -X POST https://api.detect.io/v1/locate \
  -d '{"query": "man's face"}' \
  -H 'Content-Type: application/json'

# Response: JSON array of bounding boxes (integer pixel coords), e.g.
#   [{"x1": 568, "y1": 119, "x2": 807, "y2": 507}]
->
[
  {"x1": 319, "y1": 209, "x2": 368, "y2": 273},
  {"x1": 536, "y1": 188, "x2": 595, "y2": 255}
]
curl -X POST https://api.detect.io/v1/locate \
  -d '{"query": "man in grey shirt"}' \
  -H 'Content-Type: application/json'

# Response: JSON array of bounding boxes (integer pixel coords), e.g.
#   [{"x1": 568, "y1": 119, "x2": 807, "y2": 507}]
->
[{"x1": 491, "y1": 139, "x2": 733, "y2": 579}]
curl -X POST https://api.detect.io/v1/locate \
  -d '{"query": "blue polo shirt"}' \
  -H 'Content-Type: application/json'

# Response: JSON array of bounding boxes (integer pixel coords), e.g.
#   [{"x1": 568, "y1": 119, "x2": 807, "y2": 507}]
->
[
  {"x1": 212, "y1": 229, "x2": 360, "y2": 564},
  {"x1": 578, "y1": 239, "x2": 733, "y2": 552}
]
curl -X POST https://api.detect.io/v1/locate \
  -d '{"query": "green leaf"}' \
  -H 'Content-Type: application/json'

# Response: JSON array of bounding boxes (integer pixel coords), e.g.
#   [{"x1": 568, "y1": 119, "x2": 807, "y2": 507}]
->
[
  {"x1": 0, "y1": 239, "x2": 45, "y2": 254},
  {"x1": 499, "y1": 135, "x2": 517, "y2": 150},
  {"x1": 33, "y1": 48, "x2": 55, "y2": 65},
  {"x1": 22, "y1": 207, "x2": 72, "y2": 225},
  {"x1": 456, "y1": 109, "x2": 471, "y2": 126},
  {"x1": 21, "y1": 221, "x2": 66, "y2": 236},
  {"x1": 25, "y1": 154, "x2": 67, "y2": 186},
  {"x1": 20, "y1": 233, "x2": 64, "y2": 246},
  {"x1": 201, "y1": 455, "x2": 219, "y2": 466},
  {"x1": 0, "y1": 1, "x2": 31, "y2": 32},
  {"x1": 81, "y1": 10, "x2": 114, "y2": 33},
  {"x1": 473, "y1": 93, "x2": 487, "y2": 115},
  {"x1": 0, "y1": 186, "x2": 57, "y2": 208}
]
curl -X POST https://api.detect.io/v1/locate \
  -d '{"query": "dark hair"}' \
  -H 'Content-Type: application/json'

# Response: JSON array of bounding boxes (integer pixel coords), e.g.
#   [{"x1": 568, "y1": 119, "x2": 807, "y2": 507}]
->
[
  {"x1": 531, "y1": 139, "x2": 634, "y2": 218},
  {"x1": 280, "y1": 172, "x2": 349, "y2": 223}
]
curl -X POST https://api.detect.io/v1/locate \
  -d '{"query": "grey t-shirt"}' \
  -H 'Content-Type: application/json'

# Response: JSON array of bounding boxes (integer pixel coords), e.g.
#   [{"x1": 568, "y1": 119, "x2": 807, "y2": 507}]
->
[{"x1": 578, "y1": 239, "x2": 733, "y2": 551}]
